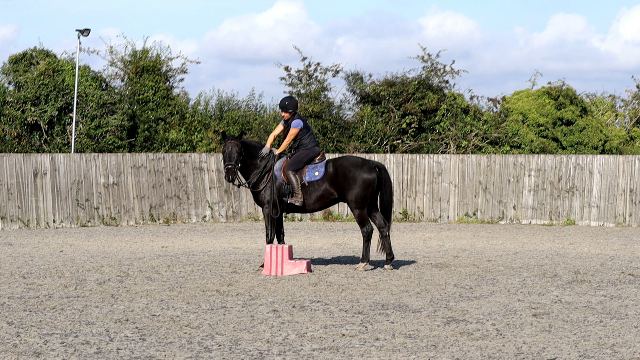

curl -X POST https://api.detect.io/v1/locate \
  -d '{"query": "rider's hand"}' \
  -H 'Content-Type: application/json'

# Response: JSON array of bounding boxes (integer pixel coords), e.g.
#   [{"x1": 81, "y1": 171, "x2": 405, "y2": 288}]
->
[{"x1": 259, "y1": 146, "x2": 276, "y2": 158}]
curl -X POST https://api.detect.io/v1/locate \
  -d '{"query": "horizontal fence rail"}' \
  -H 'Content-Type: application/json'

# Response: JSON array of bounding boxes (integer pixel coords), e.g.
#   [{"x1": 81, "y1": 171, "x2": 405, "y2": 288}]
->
[{"x1": 1, "y1": 154, "x2": 639, "y2": 230}]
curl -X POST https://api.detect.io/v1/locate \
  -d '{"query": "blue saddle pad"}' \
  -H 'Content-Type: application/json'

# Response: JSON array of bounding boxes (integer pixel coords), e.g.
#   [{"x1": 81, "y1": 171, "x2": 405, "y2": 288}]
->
[{"x1": 274, "y1": 157, "x2": 327, "y2": 183}]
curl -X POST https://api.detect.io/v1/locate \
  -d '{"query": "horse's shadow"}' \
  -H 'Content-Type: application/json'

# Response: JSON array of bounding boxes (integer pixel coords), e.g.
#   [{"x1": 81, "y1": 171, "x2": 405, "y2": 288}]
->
[{"x1": 310, "y1": 256, "x2": 416, "y2": 270}]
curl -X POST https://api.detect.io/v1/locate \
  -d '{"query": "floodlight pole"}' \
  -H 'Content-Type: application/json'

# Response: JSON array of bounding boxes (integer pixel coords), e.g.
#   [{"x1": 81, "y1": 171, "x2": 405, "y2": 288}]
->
[
  {"x1": 71, "y1": 28, "x2": 90, "y2": 153},
  {"x1": 71, "y1": 34, "x2": 80, "y2": 153}
]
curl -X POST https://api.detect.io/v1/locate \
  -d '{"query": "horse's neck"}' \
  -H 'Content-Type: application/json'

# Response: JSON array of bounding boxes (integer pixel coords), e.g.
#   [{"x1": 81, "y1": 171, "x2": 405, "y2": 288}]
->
[{"x1": 239, "y1": 140, "x2": 264, "y2": 176}]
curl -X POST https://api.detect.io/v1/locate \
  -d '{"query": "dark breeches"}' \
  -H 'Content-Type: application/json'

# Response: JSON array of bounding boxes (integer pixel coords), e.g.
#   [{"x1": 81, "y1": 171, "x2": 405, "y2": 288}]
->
[{"x1": 286, "y1": 146, "x2": 321, "y2": 172}]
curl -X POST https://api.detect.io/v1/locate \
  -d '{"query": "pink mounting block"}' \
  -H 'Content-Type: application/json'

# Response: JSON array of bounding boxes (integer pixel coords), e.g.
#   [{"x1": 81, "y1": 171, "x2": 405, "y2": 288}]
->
[{"x1": 262, "y1": 245, "x2": 312, "y2": 276}]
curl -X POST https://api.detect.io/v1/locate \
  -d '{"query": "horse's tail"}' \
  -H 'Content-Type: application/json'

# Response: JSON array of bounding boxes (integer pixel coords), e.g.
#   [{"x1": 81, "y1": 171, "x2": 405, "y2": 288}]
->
[
  {"x1": 372, "y1": 160, "x2": 393, "y2": 255},
  {"x1": 373, "y1": 160, "x2": 393, "y2": 228}
]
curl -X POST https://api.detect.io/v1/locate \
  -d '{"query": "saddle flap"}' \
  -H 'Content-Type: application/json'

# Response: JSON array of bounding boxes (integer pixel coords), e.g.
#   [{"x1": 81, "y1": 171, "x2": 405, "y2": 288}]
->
[{"x1": 274, "y1": 156, "x2": 327, "y2": 185}]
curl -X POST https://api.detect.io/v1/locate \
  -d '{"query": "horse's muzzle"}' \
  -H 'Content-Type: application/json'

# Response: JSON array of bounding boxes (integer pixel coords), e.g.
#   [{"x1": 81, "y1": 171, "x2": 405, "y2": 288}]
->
[
  {"x1": 224, "y1": 171, "x2": 236, "y2": 183},
  {"x1": 224, "y1": 164, "x2": 238, "y2": 183}
]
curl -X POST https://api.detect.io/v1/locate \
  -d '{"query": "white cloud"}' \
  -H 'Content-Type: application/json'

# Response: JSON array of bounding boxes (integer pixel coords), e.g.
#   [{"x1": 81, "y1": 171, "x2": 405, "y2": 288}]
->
[
  {"x1": 148, "y1": 34, "x2": 199, "y2": 58},
  {"x1": 501, "y1": 6, "x2": 640, "y2": 77},
  {"x1": 201, "y1": 0, "x2": 322, "y2": 63},
  {"x1": 418, "y1": 6, "x2": 482, "y2": 45},
  {"x1": 594, "y1": 5, "x2": 640, "y2": 68},
  {"x1": 451, "y1": 6, "x2": 640, "y2": 96},
  {"x1": 185, "y1": 3, "x2": 640, "y2": 100},
  {"x1": 91, "y1": 29, "x2": 198, "y2": 57},
  {"x1": 0, "y1": 23, "x2": 19, "y2": 68},
  {"x1": 530, "y1": 13, "x2": 595, "y2": 47},
  {"x1": 0, "y1": 24, "x2": 19, "y2": 44},
  {"x1": 501, "y1": 14, "x2": 603, "y2": 74},
  {"x1": 20, "y1": 2, "x2": 636, "y2": 100},
  {"x1": 607, "y1": 5, "x2": 640, "y2": 43}
]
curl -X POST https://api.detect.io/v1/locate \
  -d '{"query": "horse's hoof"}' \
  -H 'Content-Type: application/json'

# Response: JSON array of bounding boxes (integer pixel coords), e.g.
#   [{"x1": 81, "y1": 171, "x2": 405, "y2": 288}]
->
[
  {"x1": 356, "y1": 262, "x2": 371, "y2": 271},
  {"x1": 384, "y1": 264, "x2": 394, "y2": 270}
]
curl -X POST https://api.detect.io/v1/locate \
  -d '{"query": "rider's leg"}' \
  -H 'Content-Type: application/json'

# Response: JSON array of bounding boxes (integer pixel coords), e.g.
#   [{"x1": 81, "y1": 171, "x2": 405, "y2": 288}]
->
[
  {"x1": 285, "y1": 170, "x2": 303, "y2": 206},
  {"x1": 285, "y1": 147, "x2": 321, "y2": 206}
]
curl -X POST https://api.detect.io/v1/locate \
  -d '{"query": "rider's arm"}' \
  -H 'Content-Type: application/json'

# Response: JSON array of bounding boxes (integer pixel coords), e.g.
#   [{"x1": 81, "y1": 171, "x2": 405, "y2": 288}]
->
[
  {"x1": 265, "y1": 124, "x2": 285, "y2": 147},
  {"x1": 277, "y1": 127, "x2": 300, "y2": 154}
]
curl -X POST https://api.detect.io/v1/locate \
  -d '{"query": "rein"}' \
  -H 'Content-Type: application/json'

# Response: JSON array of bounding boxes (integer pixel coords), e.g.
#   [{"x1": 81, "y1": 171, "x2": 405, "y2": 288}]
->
[
  {"x1": 224, "y1": 139, "x2": 281, "y2": 241},
  {"x1": 225, "y1": 141, "x2": 275, "y2": 193}
]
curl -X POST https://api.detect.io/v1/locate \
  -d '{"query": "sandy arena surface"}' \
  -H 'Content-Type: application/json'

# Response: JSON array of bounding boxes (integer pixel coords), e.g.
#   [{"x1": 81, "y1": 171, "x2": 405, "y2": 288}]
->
[{"x1": 1, "y1": 222, "x2": 639, "y2": 359}]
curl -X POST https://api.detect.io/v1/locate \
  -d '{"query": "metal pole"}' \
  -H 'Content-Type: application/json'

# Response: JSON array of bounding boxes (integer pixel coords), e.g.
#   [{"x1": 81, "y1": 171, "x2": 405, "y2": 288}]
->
[{"x1": 71, "y1": 33, "x2": 80, "y2": 153}]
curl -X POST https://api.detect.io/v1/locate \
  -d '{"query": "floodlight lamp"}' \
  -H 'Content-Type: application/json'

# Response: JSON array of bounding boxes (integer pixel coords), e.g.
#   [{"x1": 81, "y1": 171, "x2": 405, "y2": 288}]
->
[{"x1": 76, "y1": 28, "x2": 91, "y2": 37}]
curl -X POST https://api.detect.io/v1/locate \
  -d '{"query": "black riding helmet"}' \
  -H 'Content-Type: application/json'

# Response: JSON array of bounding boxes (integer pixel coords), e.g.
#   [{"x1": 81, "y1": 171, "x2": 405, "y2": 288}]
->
[{"x1": 279, "y1": 96, "x2": 298, "y2": 113}]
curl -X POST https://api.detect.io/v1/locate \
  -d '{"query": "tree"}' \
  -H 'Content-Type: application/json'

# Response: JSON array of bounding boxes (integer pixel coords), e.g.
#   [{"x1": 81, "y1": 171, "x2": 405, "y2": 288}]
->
[
  {"x1": 71, "y1": 65, "x2": 129, "y2": 153},
  {"x1": 345, "y1": 46, "x2": 478, "y2": 153},
  {"x1": 496, "y1": 81, "x2": 625, "y2": 154},
  {"x1": 581, "y1": 77, "x2": 640, "y2": 154},
  {"x1": 172, "y1": 89, "x2": 279, "y2": 153},
  {"x1": 345, "y1": 69, "x2": 441, "y2": 153},
  {"x1": 0, "y1": 47, "x2": 75, "y2": 152},
  {"x1": 0, "y1": 46, "x2": 127, "y2": 153},
  {"x1": 0, "y1": 76, "x2": 10, "y2": 152},
  {"x1": 97, "y1": 35, "x2": 199, "y2": 152},
  {"x1": 625, "y1": 76, "x2": 640, "y2": 153},
  {"x1": 277, "y1": 46, "x2": 350, "y2": 153},
  {"x1": 410, "y1": 45, "x2": 467, "y2": 93},
  {"x1": 432, "y1": 92, "x2": 500, "y2": 154}
]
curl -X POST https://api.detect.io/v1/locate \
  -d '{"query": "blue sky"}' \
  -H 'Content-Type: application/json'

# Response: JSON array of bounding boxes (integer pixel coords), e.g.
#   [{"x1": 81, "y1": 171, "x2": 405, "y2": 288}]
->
[{"x1": 2, "y1": 0, "x2": 640, "y2": 101}]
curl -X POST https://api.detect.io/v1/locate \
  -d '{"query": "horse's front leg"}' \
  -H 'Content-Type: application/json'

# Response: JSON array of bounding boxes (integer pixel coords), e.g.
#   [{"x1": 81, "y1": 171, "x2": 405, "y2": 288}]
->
[
  {"x1": 262, "y1": 205, "x2": 276, "y2": 244},
  {"x1": 258, "y1": 205, "x2": 277, "y2": 270},
  {"x1": 275, "y1": 212, "x2": 285, "y2": 244}
]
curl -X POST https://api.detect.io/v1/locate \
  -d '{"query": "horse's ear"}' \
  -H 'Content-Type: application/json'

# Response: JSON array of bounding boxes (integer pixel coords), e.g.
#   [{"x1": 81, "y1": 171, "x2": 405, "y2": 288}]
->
[
  {"x1": 238, "y1": 131, "x2": 245, "y2": 139},
  {"x1": 221, "y1": 131, "x2": 227, "y2": 141}
]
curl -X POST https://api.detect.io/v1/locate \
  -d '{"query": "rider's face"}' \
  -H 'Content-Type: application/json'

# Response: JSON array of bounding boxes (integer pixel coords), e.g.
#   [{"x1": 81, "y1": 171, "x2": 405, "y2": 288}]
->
[{"x1": 281, "y1": 111, "x2": 292, "y2": 121}]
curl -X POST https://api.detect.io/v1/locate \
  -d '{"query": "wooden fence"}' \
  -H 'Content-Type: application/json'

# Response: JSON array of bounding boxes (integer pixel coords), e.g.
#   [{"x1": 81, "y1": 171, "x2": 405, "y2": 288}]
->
[{"x1": 1, "y1": 154, "x2": 639, "y2": 230}]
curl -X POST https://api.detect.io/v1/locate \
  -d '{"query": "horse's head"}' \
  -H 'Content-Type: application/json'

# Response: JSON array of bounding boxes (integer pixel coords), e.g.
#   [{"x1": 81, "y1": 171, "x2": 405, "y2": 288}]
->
[{"x1": 221, "y1": 131, "x2": 245, "y2": 183}]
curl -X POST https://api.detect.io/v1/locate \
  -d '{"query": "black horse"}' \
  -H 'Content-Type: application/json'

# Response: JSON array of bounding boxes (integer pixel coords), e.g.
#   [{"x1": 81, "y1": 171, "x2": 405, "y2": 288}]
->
[{"x1": 222, "y1": 132, "x2": 395, "y2": 270}]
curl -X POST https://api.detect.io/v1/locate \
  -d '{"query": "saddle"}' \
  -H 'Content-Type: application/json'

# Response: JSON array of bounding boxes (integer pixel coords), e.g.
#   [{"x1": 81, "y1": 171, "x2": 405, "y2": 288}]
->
[{"x1": 274, "y1": 152, "x2": 327, "y2": 185}]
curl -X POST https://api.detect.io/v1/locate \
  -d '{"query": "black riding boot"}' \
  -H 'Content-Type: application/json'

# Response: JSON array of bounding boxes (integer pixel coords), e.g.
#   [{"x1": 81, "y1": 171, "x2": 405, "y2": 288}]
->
[{"x1": 285, "y1": 170, "x2": 304, "y2": 206}]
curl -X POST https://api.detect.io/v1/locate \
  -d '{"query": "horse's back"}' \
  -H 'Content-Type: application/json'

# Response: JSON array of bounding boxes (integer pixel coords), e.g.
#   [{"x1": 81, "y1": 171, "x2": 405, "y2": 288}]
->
[
  {"x1": 325, "y1": 155, "x2": 380, "y2": 182},
  {"x1": 327, "y1": 155, "x2": 378, "y2": 169},
  {"x1": 327, "y1": 154, "x2": 375, "y2": 166}
]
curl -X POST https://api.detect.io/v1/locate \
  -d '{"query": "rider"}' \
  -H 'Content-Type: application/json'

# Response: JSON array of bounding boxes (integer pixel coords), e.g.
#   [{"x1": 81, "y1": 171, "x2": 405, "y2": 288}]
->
[{"x1": 259, "y1": 95, "x2": 321, "y2": 206}]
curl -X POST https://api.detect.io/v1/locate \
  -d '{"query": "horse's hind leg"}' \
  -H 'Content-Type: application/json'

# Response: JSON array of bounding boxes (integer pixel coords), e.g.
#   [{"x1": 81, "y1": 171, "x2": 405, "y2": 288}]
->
[
  {"x1": 369, "y1": 209, "x2": 395, "y2": 270},
  {"x1": 351, "y1": 208, "x2": 374, "y2": 270}
]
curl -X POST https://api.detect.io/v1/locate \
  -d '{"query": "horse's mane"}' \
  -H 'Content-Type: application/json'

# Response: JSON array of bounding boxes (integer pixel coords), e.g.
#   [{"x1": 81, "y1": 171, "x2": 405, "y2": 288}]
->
[
  {"x1": 241, "y1": 137, "x2": 264, "y2": 148},
  {"x1": 240, "y1": 137, "x2": 265, "y2": 156},
  {"x1": 224, "y1": 133, "x2": 264, "y2": 150}
]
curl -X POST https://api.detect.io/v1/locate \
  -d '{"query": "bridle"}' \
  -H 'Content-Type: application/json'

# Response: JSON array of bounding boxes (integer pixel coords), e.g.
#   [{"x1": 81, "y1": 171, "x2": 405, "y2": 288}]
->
[
  {"x1": 223, "y1": 139, "x2": 249, "y2": 188},
  {"x1": 223, "y1": 139, "x2": 243, "y2": 184},
  {"x1": 223, "y1": 138, "x2": 282, "y2": 240},
  {"x1": 223, "y1": 139, "x2": 274, "y2": 192}
]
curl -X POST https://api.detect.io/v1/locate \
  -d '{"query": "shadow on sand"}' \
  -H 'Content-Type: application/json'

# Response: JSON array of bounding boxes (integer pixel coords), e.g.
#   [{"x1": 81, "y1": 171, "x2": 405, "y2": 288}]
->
[{"x1": 310, "y1": 256, "x2": 416, "y2": 270}]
